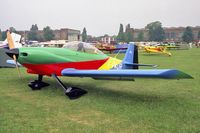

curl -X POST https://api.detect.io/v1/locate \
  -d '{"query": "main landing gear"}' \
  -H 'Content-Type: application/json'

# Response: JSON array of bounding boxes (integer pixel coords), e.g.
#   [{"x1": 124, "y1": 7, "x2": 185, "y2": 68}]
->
[
  {"x1": 28, "y1": 74, "x2": 87, "y2": 99},
  {"x1": 51, "y1": 74, "x2": 87, "y2": 99}
]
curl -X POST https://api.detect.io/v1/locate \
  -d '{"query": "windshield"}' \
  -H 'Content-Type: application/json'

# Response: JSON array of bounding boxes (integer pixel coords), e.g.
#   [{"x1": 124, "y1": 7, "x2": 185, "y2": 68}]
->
[{"x1": 62, "y1": 41, "x2": 104, "y2": 54}]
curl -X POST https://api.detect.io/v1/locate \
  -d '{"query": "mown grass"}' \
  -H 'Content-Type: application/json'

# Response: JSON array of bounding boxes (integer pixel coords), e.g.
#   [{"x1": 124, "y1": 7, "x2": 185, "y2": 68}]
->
[{"x1": 0, "y1": 48, "x2": 200, "y2": 133}]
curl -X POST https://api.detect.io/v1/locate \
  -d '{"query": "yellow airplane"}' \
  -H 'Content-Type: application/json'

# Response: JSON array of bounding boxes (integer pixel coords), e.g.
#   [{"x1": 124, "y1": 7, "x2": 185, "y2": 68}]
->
[{"x1": 144, "y1": 46, "x2": 172, "y2": 56}]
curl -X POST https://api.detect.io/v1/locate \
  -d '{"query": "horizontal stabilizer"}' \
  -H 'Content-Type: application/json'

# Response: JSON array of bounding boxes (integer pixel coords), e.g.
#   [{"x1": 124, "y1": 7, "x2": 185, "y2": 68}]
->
[
  {"x1": 125, "y1": 62, "x2": 158, "y2": 68},
  {"x1": 62, "y1": 69, "x2": 193, "y2": 79}
]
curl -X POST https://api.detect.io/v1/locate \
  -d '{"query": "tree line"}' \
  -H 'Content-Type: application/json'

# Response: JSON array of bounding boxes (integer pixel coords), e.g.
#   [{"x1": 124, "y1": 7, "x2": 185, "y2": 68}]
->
[
  {"x1": 0, "y1": 25, "x2": 55, "y2": 42},
  {"x1": 116, "y1": 21, "x2": 200, "y2": 43},
  {"x1": 0, "y1": 27, "x2": 18, "y2": 41},
  {"x1": 26, "y1": 24, "x2": 55, "y2": 41},
  {"x1": 1, "y1": 22, "x2": 200, "y2": 43}
]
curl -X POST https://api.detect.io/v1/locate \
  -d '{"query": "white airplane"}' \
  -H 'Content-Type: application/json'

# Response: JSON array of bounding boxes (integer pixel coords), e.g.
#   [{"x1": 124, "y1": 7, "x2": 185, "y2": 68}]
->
[
  {"x1": 0, "y1": 32, "x2": 22, "y2": 67},
  {"x1": 0, "y1": 32, "x2": 22, "y2": 48}
]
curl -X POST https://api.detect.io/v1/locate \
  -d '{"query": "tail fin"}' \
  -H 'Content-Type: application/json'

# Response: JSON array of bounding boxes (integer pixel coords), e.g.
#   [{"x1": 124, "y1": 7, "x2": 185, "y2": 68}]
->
[{"x1": 122, "y1": 44, "x2": 138, "y2": 69}]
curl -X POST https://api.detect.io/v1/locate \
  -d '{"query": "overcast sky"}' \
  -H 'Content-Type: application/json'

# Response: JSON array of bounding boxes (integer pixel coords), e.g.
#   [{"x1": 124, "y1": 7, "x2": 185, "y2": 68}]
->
[{"x1": 1, "y1": 0, "x2": 200, "y2": 36}]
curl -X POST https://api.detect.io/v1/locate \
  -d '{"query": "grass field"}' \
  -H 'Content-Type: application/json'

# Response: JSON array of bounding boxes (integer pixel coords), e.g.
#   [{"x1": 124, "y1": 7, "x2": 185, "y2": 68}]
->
[{"x1": 0, "y1": 48, "x2": 200, "y2": 133}]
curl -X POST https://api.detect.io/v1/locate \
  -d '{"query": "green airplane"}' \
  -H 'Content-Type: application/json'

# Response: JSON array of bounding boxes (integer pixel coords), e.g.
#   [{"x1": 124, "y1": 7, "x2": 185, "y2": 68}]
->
[{"x1": 5, "y1": 31, "x2": 192, "y2": 99}]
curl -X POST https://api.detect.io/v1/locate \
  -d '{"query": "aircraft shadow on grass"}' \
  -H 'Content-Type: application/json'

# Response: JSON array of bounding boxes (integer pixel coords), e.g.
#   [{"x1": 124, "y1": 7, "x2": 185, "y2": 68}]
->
[{"x1": 12, "y1": 76, "x2": 175, "y2": 103}]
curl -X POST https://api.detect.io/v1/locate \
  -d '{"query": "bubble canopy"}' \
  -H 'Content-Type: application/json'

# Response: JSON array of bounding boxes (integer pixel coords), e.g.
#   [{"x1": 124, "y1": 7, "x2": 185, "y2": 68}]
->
[{"x1": 62, "y1": 41, "x2": 104, "y2": 55}]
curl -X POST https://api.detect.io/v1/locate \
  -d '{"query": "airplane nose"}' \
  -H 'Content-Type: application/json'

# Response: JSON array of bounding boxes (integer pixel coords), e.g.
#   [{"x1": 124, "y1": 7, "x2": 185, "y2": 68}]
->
[{"x1": 5, "y1": 48, "x2": 19, "y2": 59}]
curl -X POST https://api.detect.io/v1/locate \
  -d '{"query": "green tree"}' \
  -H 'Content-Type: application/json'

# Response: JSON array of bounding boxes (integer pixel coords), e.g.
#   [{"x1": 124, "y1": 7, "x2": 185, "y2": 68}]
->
[
  {"x1": 43, "y1": 26, "x2": 55, "y2": 41},
  {"x1": 1, "y1": 31, "x2": 7, "y2": 40},
  {"x1": 182, "y1": 26, "x2": 194, "y2": 43},
  {"x1": 0, "y1": 27, "x2": 18, "y2": 41},
  {"x1": 28, "y1": 24, "x2": 39, "y2": 40},
  {"x1": 197, "y1": 31, "x2": 200, "y2": 40},
  {"x1": 117, "y1": 24, "x2": 125, "y2": 42},
  {"x1": 125, "y1": 24, "x2": 133, "y2": 43},
  {"x1": 146, "y1": 21, "x2": 165, "y2": 41},
  {"x1": 0, "y1": 29, "x2": 2, "y2": 41},
  {"x1": 104, "y1": 34, "x2": 109, "y2": 37},
  {"x1": 9, "y1": 27, "x2": 17, "y2": 33},
  {"x1": 137, "y1": 31, "x2": 144, "y2": 41},
  {"x1": 82, "y1": 27, "x2": 87, "y2": 42}
]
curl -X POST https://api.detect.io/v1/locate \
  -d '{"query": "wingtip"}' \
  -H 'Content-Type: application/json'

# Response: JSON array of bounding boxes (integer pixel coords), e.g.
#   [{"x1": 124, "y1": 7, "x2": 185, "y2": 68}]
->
[
  {"x1": 175, "y1": 70, "x2": 193, "y2": 79},
  {"x1": 161, "y1": 69, "x2": 193, "y2": 79}
]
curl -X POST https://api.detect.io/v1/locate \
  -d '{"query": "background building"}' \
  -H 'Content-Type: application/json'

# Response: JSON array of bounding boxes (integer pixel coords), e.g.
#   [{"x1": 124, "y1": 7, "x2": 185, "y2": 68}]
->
[
  {"x1": 19, "y1": 28, "x2": 81, "y2": 42},
  {"x1": 100, "y1": 35, "x2": 115, "y2": 44},
  {"x1": 53, "y1": 28, "x2": 81, "y2": 41}
]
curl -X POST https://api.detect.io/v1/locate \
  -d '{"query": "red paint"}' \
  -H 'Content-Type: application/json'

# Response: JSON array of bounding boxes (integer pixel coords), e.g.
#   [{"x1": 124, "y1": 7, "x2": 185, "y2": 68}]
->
[
  {"x1": 23, "y1": 58, "x2": 109, "y2": 76},
  {"x1": 153, "y1": 47, "x2": 162, "y2": 51}
]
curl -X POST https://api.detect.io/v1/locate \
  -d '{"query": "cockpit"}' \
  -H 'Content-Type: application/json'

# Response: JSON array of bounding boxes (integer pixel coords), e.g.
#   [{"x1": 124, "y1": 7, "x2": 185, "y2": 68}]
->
[{"x1": 62, "y1": 41, "x2": 104, "y2": 55}]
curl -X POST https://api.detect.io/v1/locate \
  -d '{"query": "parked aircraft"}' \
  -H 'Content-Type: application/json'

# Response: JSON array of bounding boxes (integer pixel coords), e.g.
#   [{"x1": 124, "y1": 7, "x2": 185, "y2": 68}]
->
[
  {"x1": 0, "y1": 32, "x2": 22, "y2": 48},
  {"x1": 5, "y1": 31, "x2": 192, "y2": 99},
  {"x1": 144, "y1": 46, "x2": 172, "y2": 56},
  {"x1": 96, "y1": 44, "x2": 127, "y2": 54}
]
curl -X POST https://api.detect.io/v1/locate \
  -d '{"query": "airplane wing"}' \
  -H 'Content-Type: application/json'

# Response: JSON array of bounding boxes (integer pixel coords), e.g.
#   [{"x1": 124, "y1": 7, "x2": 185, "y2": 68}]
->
[
  {"x1": 61, "y1": 69, "x2": 193, "y2": 79},
  {"x1": 6, "y1": 60, "x2": 22, "y2": 66},
  {"x1": 99, "y1": 47, "x2": 127, "y2": 51}
]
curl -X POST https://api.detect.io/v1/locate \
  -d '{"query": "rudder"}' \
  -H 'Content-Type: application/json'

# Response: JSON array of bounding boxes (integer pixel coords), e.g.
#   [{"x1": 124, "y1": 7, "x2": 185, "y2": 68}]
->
[{"x1": 122, "y1": 43, "x2": 138, "y2": 69}]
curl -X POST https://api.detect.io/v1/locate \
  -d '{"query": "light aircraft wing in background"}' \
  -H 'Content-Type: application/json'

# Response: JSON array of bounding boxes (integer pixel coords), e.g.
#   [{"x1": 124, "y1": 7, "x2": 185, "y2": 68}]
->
[
  {"x1": 98, "y1": 47, "x2": 127, "y2": 53},
  {"x1": 144, "y1": 46, "x2": 172, "y2": 56},
  {"x1": 6, "y1": 60, "x2": 22, "y2": 66}
]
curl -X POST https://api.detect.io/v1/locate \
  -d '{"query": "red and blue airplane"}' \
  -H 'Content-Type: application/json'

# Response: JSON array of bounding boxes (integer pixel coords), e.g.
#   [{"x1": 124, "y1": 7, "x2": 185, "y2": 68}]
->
[{"x1": 5, "y1": 31, "x2": 192, "y2": 99}]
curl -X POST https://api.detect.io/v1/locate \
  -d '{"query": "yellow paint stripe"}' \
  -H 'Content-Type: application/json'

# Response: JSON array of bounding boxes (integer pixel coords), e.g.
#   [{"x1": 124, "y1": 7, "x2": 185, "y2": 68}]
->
[
  {"x1": 98, "y1": 57, "x2": 122, "y2": 70},
  {"x1": 145, "y1": 47, "x2": 171, "y2": 56}
]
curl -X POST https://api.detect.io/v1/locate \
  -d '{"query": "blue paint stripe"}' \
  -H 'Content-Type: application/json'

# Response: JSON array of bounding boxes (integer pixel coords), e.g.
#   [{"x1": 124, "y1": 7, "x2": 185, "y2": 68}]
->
[{"x1": 61, "y1": 69, "x2": 192, "y2": 79}]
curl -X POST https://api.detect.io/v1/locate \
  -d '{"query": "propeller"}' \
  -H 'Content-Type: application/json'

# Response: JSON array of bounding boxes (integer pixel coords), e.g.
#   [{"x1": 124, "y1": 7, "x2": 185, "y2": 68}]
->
[{"x1": 6, "y1": 30, "x2": 22, "y2": 78}]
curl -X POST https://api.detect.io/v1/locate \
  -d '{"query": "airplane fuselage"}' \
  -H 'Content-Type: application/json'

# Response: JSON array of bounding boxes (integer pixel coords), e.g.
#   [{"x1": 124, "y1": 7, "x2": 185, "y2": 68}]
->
[{"x1": 17, "y1": 47, "x2": 121, "y2": 76}]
